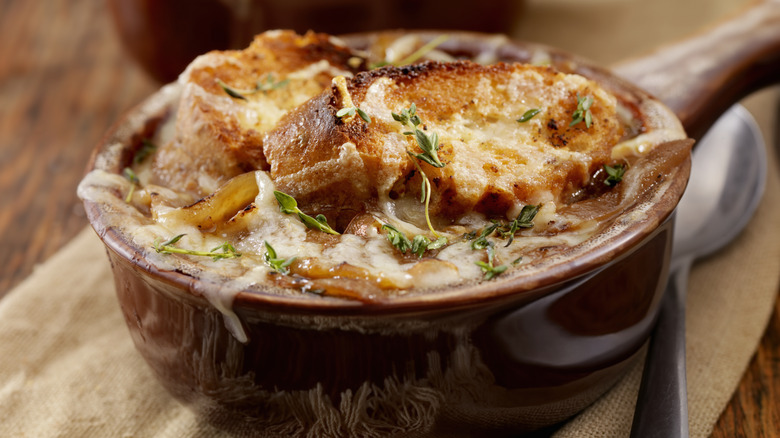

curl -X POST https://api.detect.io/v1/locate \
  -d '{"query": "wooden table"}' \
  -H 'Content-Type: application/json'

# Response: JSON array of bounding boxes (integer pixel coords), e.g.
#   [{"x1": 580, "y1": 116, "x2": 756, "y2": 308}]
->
[{"x1": 0, "y1": 0, "x2": 777, "y2": 435}]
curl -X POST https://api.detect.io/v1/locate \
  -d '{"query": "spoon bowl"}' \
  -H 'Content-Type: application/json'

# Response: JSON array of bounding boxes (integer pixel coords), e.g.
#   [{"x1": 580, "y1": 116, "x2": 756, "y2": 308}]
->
[{"x1": 674, "y1": 106, "x2": 767, "y2": 262}]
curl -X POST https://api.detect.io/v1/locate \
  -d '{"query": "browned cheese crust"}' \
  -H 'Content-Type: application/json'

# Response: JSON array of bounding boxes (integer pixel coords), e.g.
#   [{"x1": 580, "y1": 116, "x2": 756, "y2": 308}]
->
[
  {"x1": 152, "y1": 30, "x2": 366, "y2": 197},
  {"x1": 263, "y1": 61, "x2": 625, "y2": 224}
]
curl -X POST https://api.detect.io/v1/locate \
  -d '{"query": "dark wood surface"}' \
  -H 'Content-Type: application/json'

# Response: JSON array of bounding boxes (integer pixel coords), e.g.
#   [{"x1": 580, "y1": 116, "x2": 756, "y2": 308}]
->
[
  {"x1": 0, "y1": 0, "x2": 777, "y2": 436},
  {"x1": 0, "y1": 0, "x2": 156, "y2": 293}
]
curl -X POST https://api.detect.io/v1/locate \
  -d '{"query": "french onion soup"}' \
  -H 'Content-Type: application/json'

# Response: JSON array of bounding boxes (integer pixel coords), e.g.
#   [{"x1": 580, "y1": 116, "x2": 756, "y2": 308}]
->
[{"x1": 79, "y1": 30, "x2": 691, "y2": 311}]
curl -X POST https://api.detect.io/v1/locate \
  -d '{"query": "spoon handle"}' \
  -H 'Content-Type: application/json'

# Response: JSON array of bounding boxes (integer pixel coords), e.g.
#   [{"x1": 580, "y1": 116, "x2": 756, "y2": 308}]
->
[
  {"x1": 613, "y1": 0, "x2": 780, "y2": 140},
  {"x1": 630, "y1": 260, "x2": 692, "y2": 438}
]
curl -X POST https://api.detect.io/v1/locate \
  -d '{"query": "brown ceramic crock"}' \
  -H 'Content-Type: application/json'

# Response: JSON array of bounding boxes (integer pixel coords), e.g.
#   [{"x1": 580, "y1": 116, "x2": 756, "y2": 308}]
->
[{"x1": 83, "y1": 2, "x2": 780, "y2": 436}]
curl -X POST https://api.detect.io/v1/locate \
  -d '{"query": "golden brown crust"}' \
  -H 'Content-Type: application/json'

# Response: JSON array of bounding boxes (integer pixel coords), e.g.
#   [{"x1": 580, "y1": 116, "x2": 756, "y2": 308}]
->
[
  {"x1": 186, "y1": 31, "x2": 366, "y2": 97},
  {"x1": 264, "y1": 60, "x2": 626, "y2": 222},
  {"x1": 152, "y1": 31, "x2": 367, "y2": 196}
]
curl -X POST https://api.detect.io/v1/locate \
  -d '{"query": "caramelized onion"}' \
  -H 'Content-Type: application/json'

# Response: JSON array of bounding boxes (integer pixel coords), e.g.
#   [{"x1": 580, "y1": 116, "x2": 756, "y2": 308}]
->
[{"x1": 153, "y1": 171, "x2": 260, "y2": 231}]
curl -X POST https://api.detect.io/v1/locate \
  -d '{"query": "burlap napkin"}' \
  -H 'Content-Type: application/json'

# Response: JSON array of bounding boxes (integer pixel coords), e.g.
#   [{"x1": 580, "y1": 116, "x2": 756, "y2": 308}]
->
[{"x1": 0, "y1": 88, "x2": 777, "y2": 437}]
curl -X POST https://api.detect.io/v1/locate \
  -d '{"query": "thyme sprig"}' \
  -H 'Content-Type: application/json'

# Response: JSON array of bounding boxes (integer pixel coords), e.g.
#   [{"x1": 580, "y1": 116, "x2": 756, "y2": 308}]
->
[
  {"x1": 464, "y1": 204, "x2": 540, "y2": 248},
  {"x1": 263, "y1": 241, "x2": 296, "y2": 274},
  {"x1": 382, "y1": 224, "x2": 412, "y2": 253},
  {"x1": 475, "y1": 243, "x2": 508, "y2": 280},
  {"x1": 470, "y1": 222, "x2": 499, "y2": 250},
  {"x1": 570, "y1": 94, "x2": 594, "y2": 128},
  {"x1": 604, "y1": 163, "x2": 626, "y2": 186},
  {"x1": 393, "y1": 103, "x2": 444, "y2": 168},
  {"x1": 123, "y1": 167, "x2": 138, "y2": 203},
  {"x1": 497, "y1": 204, "x2": 540, "y2": 247},
  {"x1": 153, "y1": 234, "x2": 241, "y2": 260},
  {"x1": 217, "y1": 74, "x2": 289, "y2": 100},
  {"x1": 392, "y1": 103, "x2": 421, "y2": 127},
  {"x1": 392, "y1": 103, "x2": 446, "y2": 237},
  {"x1": 382, "y1": 223, "x2": 447, "y2": 258},
  {"x1": 411, "y1": 235, "x2": 448, "y2": 258},
  {"x1": 406, "y1": 152, "x2": 441, "y2": 238},
  {"x1": 273, "y1": 191, "x2": 340, "y2": 235}
]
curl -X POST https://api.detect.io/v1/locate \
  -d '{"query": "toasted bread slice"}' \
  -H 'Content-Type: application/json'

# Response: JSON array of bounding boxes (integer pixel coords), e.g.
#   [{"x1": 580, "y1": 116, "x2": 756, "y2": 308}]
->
[
  {"x1": 263, "y1": 60, "x2": 625, "y2": 225},
  {"x1": 152, "y1": 30, "x2": 367, "y2": 196}
]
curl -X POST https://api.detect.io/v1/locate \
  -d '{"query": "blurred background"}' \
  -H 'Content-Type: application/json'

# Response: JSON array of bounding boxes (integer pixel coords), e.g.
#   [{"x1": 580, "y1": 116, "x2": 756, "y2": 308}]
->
[
  {"x1": 0, "y1": 0, "x2": 777, "y2": 436},
  {"x1": 104, "y1": 0, "x2": 747, "y2": 84},
  {"x1": 107, "y1": 0, "x2": 522, "y2": 82}
]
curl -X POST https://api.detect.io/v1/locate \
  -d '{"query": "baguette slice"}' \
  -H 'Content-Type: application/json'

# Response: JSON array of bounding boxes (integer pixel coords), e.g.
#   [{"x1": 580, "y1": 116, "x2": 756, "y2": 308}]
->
[
  {"x1": 263, "y1": 60, "x2": 626, "y2": 228},
  {"x1": 152, "y1": 30, "x2": 367, "y2": 196}
]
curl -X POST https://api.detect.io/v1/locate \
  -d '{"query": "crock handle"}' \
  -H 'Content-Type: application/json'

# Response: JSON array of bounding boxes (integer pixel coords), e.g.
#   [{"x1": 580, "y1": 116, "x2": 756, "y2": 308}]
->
[{"x1": 613, "y1": 0, "x2": 780, "y2": 140}]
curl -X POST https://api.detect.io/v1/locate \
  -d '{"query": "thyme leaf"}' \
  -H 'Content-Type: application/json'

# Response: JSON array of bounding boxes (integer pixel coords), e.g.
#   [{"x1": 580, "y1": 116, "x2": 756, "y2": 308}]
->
[
  {"x1": 515, "y1": 204, "x2": 541, "y2": 227},
  {"x1": 427, "y1": 236, "x2": 448, "y2": 250},
  {"x1": 411, "y1": 130, "x2": 442, "y2": 167},
  {"x1": 155, "y1": 233, "x2": 184, "y2": 248},
  {"x1": 336, "y1": 106, "x2": 371, "y2": 123},
  {"x1": 604, "y1": 163, "x2": 626, "y2": 186},
  {"x1": 570, "y1": 94, "x2": 594, "y2": 128},
  {"x1": 153, "y1": 234, "x2": 241, "y2": 260},
  {"x1": 273, "y1": 191, "x2": 340, "y2": 235},
  {"x1": 462, "y1": 230, "x2": 478, "y2": 240},
  {"x1": 263, "y1": 241, "x2": 296, "y2": 274},
  {"x1": 411, "y1": 235, "x2": 431, "y2": 258},
  {"x1": 123, "y1": 167, "x2": 138, "y2": 183},
  {"x1": 517, "y1": 109, "x2": 541, "y2": 123},
  {"x1": 217, "y1": 74, "x2": 289, "y2": 100},
  {"x1": 475, "y1": 243, "x2": 508, "y2": 280},
  {"x1": 257, "y1": 74, "x2": 290, "y2": 93},
  {"x1": 217, "y1": 79, "x2": 248, "y2": 100}
]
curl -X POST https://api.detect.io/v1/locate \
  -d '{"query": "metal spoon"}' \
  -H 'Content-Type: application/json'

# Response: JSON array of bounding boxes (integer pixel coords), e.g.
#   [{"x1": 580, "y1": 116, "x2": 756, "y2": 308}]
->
[{"x1": 630, "y1": 105, "x2": 767, "y2": 438}]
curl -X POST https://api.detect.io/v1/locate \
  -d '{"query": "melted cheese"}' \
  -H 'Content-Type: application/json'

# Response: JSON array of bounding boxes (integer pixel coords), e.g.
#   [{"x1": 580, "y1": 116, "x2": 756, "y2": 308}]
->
[
  {"x1": 80, "y1": 37, "x2": 687, "y2": 308},
  {"x1": 80, "y1": 165, "x2": 606, "y2": 298},
  {"x1": 238, "y1": 61, "x2": 355, "y2": 132},
  {"x1": 350, "y1": 65, "x2": 620, "y2": 221}
]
